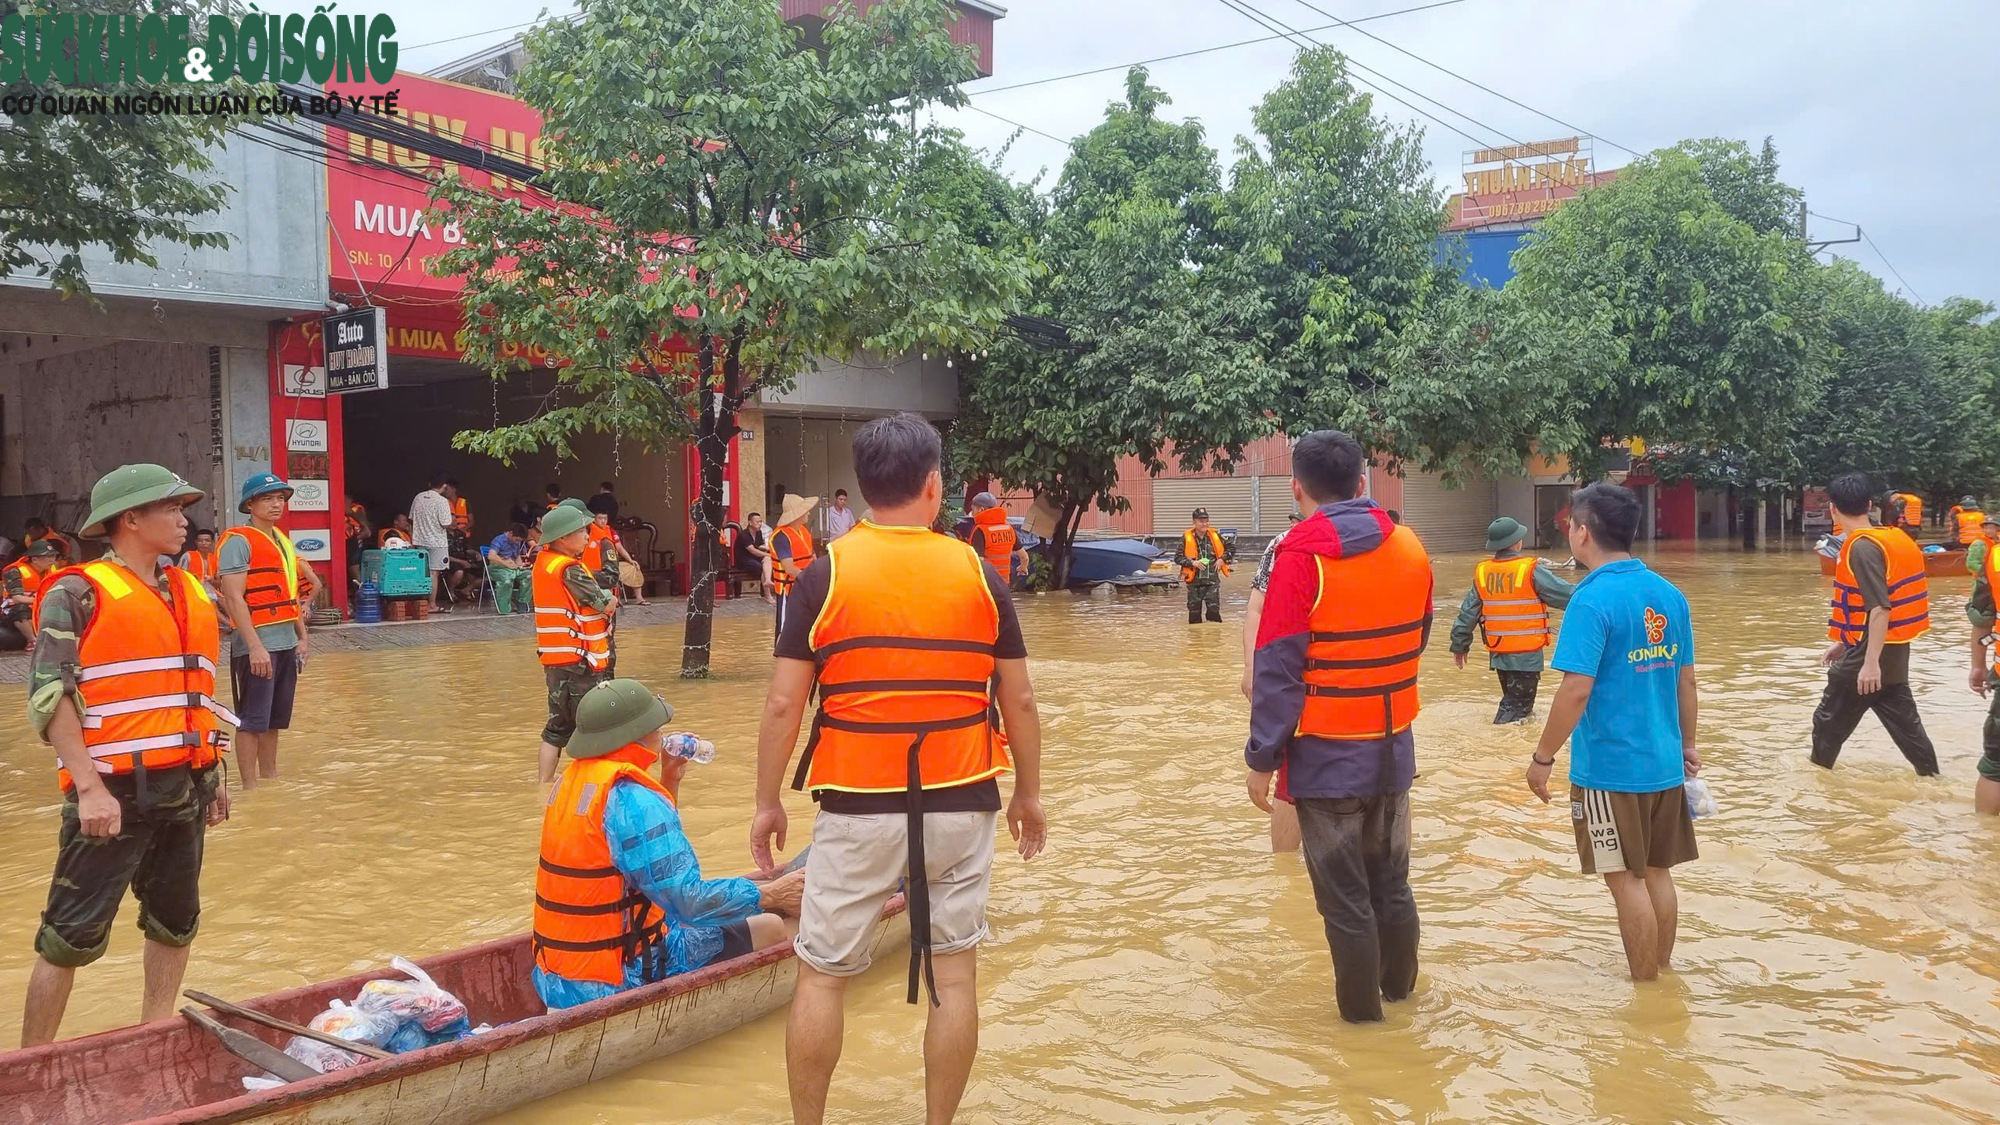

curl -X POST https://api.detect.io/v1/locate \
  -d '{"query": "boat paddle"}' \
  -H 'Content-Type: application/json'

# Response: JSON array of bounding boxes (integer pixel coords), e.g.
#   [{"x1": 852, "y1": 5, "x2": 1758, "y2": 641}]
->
[
  {"x1": 184, "y1": 990, "x2": 394, "y2": 1062},
  {"x1": 180, "y1": 1006, "x2": 321, "y2": 1083}
]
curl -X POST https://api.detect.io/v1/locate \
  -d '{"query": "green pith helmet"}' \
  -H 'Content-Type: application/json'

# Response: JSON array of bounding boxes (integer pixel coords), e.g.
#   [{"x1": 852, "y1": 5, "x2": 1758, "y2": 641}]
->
[
  {"x1": 80, "y1": 464, "x2": 205, "y2": 538},
  {"x1": 1485, "y1": 516, "x2": 1528, "y2": 552},
  {"x1": 23, "y1": 539, "x2": 60, "y2": 559},
  {"x1": 567, "y1": 679, "x2": 672, "y2": 758},
  {"x1": 559, "y1": 498, "x2": 591, "y2": 514},
  {"x1": 541, "y1": 504, "x2": 592, "y2": 542}
]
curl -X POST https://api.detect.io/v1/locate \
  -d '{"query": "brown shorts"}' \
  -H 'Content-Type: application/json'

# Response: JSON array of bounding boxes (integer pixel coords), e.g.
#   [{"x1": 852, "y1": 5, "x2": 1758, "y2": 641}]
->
[
  {"x1": 794, "y1": 810, "x2": 997, "y2": 977},
  {"x1": 1571, "y1": 785, "x2": 1697, "y2": 875}
]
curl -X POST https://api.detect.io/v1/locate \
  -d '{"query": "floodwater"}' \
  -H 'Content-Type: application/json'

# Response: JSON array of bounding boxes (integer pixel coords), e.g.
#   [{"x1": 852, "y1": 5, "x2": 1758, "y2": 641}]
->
[{"x1": 2, "y1": 540, "x2": 1998, "y2": 1124}]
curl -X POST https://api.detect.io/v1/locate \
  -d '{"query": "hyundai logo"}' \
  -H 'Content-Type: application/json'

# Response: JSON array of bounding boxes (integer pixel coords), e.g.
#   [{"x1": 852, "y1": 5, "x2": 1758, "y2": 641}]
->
[{"x1": 295, "y1": 536, "x2": 328, "y2": 552}]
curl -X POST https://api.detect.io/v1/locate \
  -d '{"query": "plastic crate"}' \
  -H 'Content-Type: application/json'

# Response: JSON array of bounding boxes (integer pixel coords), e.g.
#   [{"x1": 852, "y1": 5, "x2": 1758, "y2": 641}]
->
[{"x1": 359, "y1": 548, "x2": 433, "y2": 597}]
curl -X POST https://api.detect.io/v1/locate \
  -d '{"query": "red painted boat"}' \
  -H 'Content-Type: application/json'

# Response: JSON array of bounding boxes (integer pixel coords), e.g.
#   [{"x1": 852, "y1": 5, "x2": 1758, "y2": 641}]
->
[{"x1": 0, "y1": 898, "x2": 908, "y2": 1124}]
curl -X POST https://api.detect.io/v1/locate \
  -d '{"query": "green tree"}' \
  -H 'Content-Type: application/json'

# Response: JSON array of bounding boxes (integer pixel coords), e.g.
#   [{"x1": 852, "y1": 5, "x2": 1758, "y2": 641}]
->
[
  {"x1": 1508, "y1": 141, "x2": 1832, "y2": 477},
  {"x1": 952, "y1": 69, "x2": 1277, "y2": 587},
  {"x1": 435, "y1": 0, "x2": 1029, "y2": 676},
  {"x1": 1787, "y1": 266, "x2": 1999, "y2": 505},
  {"x1": 1, "y1": 0, "x2": 235, "y2": 298}
]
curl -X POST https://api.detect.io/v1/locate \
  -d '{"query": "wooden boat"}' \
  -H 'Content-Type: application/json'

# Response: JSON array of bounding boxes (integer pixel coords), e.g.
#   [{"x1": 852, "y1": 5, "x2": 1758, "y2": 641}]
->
[
  {"x1": 0, "y1": 898, "x2": 908, "y2": 1125},
  {"x1": 1817, "y1": 548, "x2": 1967, "y2": 578}
]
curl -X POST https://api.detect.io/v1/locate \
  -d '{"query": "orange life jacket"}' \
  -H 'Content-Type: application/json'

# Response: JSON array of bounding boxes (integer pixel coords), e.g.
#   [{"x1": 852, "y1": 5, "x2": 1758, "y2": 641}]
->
[
  {"x1": 9, "y1": 559, "x2": 47, "y2": 601},
  {"x1": 1955, "y1": 508, "x2": 1986, "y2": 545},
  {"x1": 796, "y1": 523, "x2": 1010, "y2": 795},
  {"x1": 971, "y1": 507, "x2": 1018, "y2": 582},
  {"x1": 533, "y1": 550, "x2": 610, "y2": 669},
  {"x1": 771, "y1": 525, "x2": 815, "y2": 596},
  {"x1": 1298, "y1": 525, "x2": 1432, "y2": 740},
  {"x1": 38, "y1": 560, "x2": 233, "y2": 791},
  {"x1": 793, "y1": 522, "x2": 1011, "y2": 1006},
  {"x1": 533, "y1": 749, "x2": 672, "y2": 987},
  {"x1": 27, "y1": 530, "x2": 73, "y2": 560},
  {"x1": 1180, "y1": 527, "x2": 1231, "y2": 583},
  {"x1": 218, "y1": 525, "x2": 305, "y2": 628},
  {"x1": 181, "y1": 550, "x2": 217, "y2": 582},
  {"x1": 1828, "y1": 526, "x2": 1930, "y2": 646},
  {"x1": 1473, "y1": 555, "x2": 1550, "y2": 653},
  {"x1": 580, "y1": 528, "x2": 618, "y2": 579},
  {"x1": 451, "y1": 496, "x2": 471, "y2": 533},
  {"x1": 1895, "y1": 493, "x2": 1923, "y2": 529}
]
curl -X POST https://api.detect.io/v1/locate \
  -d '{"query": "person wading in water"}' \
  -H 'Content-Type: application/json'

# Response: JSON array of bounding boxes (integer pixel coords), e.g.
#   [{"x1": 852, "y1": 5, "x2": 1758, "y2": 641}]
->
[
  {"x1": 1449, "y1": 517, "x2": 1575, "y2": 724},
  {"x1": 1246, "y1": 429, "x2": 1429, "y2": 1023},
  {"x1": 753, "y1": 412, "x2": 1046, "y2": 1125}
]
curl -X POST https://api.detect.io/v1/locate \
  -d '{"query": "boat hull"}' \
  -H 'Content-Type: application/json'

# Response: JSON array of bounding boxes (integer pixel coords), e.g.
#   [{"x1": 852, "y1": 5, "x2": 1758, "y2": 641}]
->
[
  {"x1": 0, "y1": 900, "x2": 908, "y2": 1125},
  {"x1": 1066, "y1": 540, "x2": 1160, "y2": 584},
  {"x1": 1818, "y1": 549, "x2": 1967, "y2": 578}
]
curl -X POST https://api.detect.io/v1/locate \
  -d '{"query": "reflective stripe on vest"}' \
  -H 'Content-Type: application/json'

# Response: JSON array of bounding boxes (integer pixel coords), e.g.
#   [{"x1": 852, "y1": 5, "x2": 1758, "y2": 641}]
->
[
  {"x1": 531, "y1": 551, "x2": 610, "y2": 669},
  {"x1": 1473, "y1": 556, "x2": 1550, "y2": 653},
  {"x1": 38, "y1": 561, "x2": 226, "y2": 787},
  {"x1": 1827, "y1": 526, "x2": 1931, "y2": 646},
  {"x1": 219, "y1": 526, "x2": 303, "y2": 627},
  {"x1": 772, "y1": 526, "x2": 816, "y2": 596},
  {"x1": 532, "y1": 755, "x2": 672, "y2": 986},
  {"x1": 1298, "y1": 524, "x2": 1432, "y2": 742}
]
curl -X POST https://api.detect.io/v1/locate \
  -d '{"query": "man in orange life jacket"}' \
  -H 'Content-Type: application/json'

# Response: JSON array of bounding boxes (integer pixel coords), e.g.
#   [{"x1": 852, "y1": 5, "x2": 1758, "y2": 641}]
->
[
  {"x1": 1813, "y1": 473, "x2": 1939, "y2": 776},
  {"x1": 1246, "y1": 429, "x2": 1429, "y2": 1024},
  {"x1": 753, "y1": 413, "x2": 1046, "y2": 1125},
  {"x1": 179, "y1": 528, "x2": 219, "y2": 595},
  {"x1": 1176, "y1": 508, "x2": 1232, "y2": 623},
  {"x1": 19, "y1": 464, "x2": 234, "y2": 1047},
  {"x1": 1449, "y1": 517, "x2": 1575, "y2": 724},
  {"x1": 2, "y1": 538, "x2": 60, "y2": 650},
  {"x1": 534, "y1": 503, "x2": 617, "y2": 783},
  {"x1": 1947, "y1": 495, "x2": 1986, "y2": 548},
  {"x1": 966, "y1": 492, "x2": 1027, "y2": 587},
  {"x1": 769, "y1": 492, "x2": 818, "y2": 643},
  {"x1": 533, "y1": 679, "x2": 803, "y2": 1010},
  {"x1": 22, "y1": 517, "x2": 74, "y2": 563},
  {"x1": 217, "y1": 473, "x2": 313, "y2": 791}
]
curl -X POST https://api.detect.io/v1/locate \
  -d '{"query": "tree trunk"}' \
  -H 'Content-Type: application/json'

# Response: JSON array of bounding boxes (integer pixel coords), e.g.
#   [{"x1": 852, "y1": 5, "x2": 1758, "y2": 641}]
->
[
  {"x1": 1047, "y1": 500, "x2": 1081, "y2": 589},
  {"x1": 680, "y1": 344, "x2": 733, "y2": 678},
  {"x1": 1741, "y1": 493, "x2": 1759, "y2": 549}
]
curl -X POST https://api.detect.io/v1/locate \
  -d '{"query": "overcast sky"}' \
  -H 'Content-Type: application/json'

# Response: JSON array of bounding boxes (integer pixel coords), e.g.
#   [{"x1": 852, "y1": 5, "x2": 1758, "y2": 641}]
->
[{"x1": 387, "y1": 0, "x2": 1994, "y2": 306}]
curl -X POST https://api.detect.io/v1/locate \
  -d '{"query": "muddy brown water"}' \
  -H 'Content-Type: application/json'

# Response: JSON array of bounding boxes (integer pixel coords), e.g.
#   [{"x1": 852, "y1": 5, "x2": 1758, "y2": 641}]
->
[{"x1": 1, "y1": 541, "x2": 1996, "y2": 1123}]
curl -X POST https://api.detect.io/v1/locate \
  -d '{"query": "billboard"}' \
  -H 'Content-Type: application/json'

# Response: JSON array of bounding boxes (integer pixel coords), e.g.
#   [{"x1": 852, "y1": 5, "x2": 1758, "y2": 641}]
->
[{"x1": 1444, "y1": 136, "x2": 1617, "y2": 232}]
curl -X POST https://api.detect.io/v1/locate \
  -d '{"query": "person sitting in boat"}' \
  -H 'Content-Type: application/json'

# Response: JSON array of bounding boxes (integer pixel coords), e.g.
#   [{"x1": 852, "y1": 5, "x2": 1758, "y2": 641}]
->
[{"x1": 533, "y1": 679, "x2": 804, "y2": 1010}]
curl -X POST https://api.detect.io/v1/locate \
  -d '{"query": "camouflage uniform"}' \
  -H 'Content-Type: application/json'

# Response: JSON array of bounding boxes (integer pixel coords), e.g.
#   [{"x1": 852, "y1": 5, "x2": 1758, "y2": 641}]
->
[
  {"x1": 1177, "y1": 532, "x2": 1226, "y2": 624},
  {"x1": 29, "y1": 550, "x2": 221, "y2": 967},
  {"x1": 542, "y1": 559, "x2": 616, "y2": 746}
]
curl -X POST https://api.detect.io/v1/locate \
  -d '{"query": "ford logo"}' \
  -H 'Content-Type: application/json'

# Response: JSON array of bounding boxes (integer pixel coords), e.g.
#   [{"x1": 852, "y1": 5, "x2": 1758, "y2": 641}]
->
[{"x1": 295, "y1": 537, "x2": 328, "y2": 551}]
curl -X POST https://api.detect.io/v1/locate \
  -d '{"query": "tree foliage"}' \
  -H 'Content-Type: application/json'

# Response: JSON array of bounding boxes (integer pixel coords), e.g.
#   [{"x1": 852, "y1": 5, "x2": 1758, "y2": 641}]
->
[
  {"x1": 1506, "y1": 139, "x2": 1832, "y2": 475},
  {"x1": 435, "y1": 0, "x2": 1028, "y2": 675},
  {"x1": 952, "y1": 69, "x2": 1276, "y2": 585},
  {"x1": 0, "y1": 0, "x2": 236, "y2": 298}
]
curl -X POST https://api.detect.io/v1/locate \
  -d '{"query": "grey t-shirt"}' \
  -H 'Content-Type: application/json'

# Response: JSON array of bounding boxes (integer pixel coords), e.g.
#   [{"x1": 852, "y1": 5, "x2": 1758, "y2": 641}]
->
[{"x1": 217, "y1": 530, "x2": 301, "y2": 652}]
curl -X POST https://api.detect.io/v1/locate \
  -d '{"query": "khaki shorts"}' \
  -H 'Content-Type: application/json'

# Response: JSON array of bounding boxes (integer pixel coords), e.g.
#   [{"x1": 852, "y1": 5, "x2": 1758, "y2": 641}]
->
[
  {"x1": 1572, "y1": 785, "x2": 1697, "y2": 876},
  {"x1": 795, "y1": 810, "x2": 997, "y2": 976}
]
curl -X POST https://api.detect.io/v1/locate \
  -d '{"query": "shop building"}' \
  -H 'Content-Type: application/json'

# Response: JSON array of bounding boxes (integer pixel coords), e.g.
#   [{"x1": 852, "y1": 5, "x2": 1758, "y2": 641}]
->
[{"x1": 0, "y1": 133, "x2": 327, "y2": 547}]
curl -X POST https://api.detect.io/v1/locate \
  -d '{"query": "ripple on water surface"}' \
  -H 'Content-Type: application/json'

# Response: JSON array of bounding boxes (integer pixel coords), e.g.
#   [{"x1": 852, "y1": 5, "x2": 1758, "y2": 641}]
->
[{"x1": 0, "y1": 540, "x2": 1994, "y2": 1123}]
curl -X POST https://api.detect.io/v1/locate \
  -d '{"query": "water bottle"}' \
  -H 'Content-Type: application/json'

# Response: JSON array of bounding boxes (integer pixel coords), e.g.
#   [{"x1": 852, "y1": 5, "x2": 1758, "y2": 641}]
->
[
  {"x1": 354, "y1": 581, "x2": 382, "y2": 624},
  {"x1": 663, "y1": 733, "x2": 716, "y2": 764}
]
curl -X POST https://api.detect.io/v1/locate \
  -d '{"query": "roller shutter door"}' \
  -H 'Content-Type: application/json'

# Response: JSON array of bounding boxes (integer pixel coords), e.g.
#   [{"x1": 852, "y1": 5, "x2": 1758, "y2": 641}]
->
[
  {"x1": 1398, "y1": 471, "x2": 1496, "y2": 552},
  {"x1": 1151, "y1": 478, "x2": 1254, "y2": 537}
]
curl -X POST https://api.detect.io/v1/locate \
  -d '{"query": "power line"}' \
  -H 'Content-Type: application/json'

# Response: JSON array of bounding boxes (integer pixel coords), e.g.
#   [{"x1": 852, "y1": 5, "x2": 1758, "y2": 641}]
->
[
  {"x1": 966, "y1": 0, "x2": 1471, "y2": 99},
  {"x1": 1276, "y1": 0, "x2": 1638, "y2": 156},
  {"x1": 1810, "y1": 210, "x2": 1925, "y2": 304},
  {"x1": 1861, "y1": 230, "x2": 1924, "y2": 305},
  {"x1": 964, "y1": 103, "x2": 1072, "y2": 148},
  {"x1": 1211, "y1": 0, "x2": 1512, "y2": 150}
]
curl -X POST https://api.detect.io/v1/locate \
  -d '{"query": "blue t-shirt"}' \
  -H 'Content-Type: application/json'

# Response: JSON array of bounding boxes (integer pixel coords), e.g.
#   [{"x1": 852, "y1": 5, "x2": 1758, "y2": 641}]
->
[{"x1": 1549, "y1": 558, "x2": 1694, "y2": 793}]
